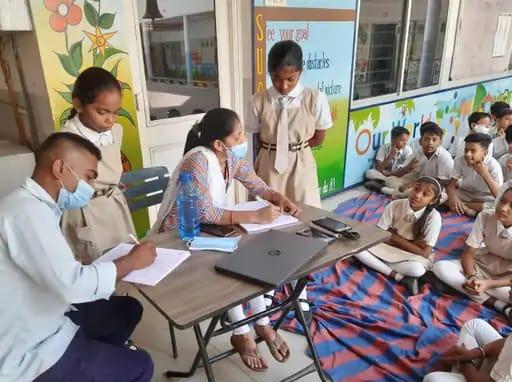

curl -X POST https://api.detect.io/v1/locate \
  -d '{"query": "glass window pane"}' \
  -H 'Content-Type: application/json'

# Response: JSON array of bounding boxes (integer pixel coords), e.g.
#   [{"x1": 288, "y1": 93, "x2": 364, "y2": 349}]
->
[
  {"x1": 403, "y1": 0, "x2": 449, "y2": 91},
  {"x1": 354, "y1": 0, "x2": 406, "y2": 100},
  {"x1": 137, "y1": 1, "x2": 220, "y2": 120}
]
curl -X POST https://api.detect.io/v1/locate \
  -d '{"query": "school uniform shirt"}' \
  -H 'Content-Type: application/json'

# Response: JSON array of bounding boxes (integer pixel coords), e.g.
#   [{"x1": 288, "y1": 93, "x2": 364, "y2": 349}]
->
[
  {"x1": 499, "y1": 153, "x2": 512, "y2": 182},
  {"x1": 493, "y1": 136, "x2": 509, "y2": 160},
  {"x1": 63, "y1": 115, "x2": 114, "y2": 147},
  {"x1": 466, "y1": 209, "x2": 512, "y2": 279},
  {"x1": 490, "y1": 335, "x2": 512, "y2": 382},
  {"x1": 407, "y1": 146, "x2": 454, "y2": 180},
  {"x1": 450, "y1": 154, "x2": 503, "y2": 200},
  {"x1": 246, "y1": 82, "x2": 332, "y2": 133},
  {"x1": 374, "y1": 142, "x2": 413, "y2": 172},
  {"x1": 377, "y1": 199, "x2": 442, "y2": 248},
  {"x1": 0, "y1": 178, "x2": 116, "y2": 382}
]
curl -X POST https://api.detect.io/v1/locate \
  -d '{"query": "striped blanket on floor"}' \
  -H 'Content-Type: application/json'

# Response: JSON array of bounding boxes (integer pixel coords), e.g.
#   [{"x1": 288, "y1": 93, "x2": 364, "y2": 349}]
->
[{"x1": 276, "y1": 192, "x2": 512, "y2": 382}]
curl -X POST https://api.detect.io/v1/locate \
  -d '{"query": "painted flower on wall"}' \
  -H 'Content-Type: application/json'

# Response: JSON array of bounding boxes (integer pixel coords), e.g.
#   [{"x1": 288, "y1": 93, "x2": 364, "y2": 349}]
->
[
  {"x1": 44, "y1": 0, "x2": 135, "y2": 128},
  {"x1": 44, "y1": 0, "x2": 82, "y2": 32}
]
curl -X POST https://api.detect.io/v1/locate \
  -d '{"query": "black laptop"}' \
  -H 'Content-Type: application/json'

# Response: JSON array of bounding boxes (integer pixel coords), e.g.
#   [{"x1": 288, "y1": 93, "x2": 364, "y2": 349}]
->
[{"x1": 215, "y1": 230, "x2": 328, "y2": 287}]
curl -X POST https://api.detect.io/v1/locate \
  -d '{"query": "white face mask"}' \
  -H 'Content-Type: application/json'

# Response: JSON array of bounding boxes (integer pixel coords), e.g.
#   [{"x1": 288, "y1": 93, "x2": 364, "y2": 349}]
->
[{"x1": 473, "y1": 124, "x2": 490, "y2": 135}]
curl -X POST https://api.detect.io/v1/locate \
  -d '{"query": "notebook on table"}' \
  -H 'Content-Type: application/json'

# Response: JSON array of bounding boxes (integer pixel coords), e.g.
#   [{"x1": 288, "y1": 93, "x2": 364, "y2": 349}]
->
[
  {"x1": 215, "y1": 230, "x2": 328, "y2": 287},
  {"x1": 95, "y1": 243, "x2": 190, "y2": 286},
  {"x1": 231, "y1": 200, "x2": 300, "y2": 234}
]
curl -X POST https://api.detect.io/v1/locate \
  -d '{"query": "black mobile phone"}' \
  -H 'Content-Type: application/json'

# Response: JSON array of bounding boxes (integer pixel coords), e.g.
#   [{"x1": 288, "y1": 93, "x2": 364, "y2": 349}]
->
[
  {"x1": 200, "y1": 224, "x2": 237, "y2": 237},
  {"x1": 311, "y1": 217, "x2": 351, "y2": 234}
]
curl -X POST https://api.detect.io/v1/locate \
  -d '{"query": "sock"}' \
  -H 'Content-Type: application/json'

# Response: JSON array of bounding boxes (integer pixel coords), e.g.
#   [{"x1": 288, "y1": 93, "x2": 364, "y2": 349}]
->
[
  {"x1": 300, "y1": 301, "x2": 310, "y2": 311},
  {"x1": 394, "y1": 273, "x2": 404, "y2": 282}
]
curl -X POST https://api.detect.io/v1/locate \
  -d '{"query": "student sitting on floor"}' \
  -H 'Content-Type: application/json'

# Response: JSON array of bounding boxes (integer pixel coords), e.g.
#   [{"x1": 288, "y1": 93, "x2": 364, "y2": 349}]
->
[
  {"x1": 498, "y1": 125, "x2": 512, "y2": 182},
  {"x1": 490, "y1": 101, "x2": 510, "y2": 138},
  {"x1": 382, "y1": 122, "x2": 453, "y2": 197},
  {"x1": 364, "y1": 126, "x2": 414, "y2": 192},
  {"x1": 449, "y1": 112, "x2": 492, "y2": 159},
  {"x1": 0, "y1": 133, "x2": 156, "y2": 382},
  {"x1": 424, "y1": 318, "x2": 512, "y2": 382},
  {"x1": 434, "y1": 186, "x2": 512, "y2": 323},
  {"x1": 355, "y1": 176, "x2": 442, "y2": 294},
  {"x1": 446, "y1": 133, "x2": 503, "y2": 216},
  {"x1": 493, "y1": 110, "x2": 512, "y2": 160},
  {"x1": 152, "y1": 108, "x2": 299, "y2": 372},
  {"x1": 492, "y1": 107, "x2": 512, "y2": 139}
]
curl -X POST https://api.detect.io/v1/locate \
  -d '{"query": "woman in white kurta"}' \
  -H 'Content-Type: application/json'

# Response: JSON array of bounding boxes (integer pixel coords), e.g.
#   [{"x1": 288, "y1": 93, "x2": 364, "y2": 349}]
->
[
  {"x1": 153, "y1": 108, "x2": 300, "y2": 372},
  {"x1": 356, "y1": 176, "x2": 442, "y2": 294},
  {"x1": 434, "y1": 186, "x2": 512, "y2": 322},
  {"x1": 60, "y1": 67, "x2": 135, "y2": 262}
]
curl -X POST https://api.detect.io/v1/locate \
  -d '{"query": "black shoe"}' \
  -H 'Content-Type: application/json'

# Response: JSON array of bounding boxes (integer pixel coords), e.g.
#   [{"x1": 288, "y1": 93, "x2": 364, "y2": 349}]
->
[
  {"x1": 400, "y1": 276, "x2": 419, "y2": 295},
  {"x1": 364, "y1": 180, "x2": 384, "y2": 192}
]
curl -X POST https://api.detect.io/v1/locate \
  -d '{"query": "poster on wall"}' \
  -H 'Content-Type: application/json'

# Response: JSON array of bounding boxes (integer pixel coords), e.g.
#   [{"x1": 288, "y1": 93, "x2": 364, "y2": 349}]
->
[
  {"x1": 344, "y1": 76, "x2": 512, "y2": 187},
  {"x1": 253, "y1": 0, "x2": 357, "y2": 197}
]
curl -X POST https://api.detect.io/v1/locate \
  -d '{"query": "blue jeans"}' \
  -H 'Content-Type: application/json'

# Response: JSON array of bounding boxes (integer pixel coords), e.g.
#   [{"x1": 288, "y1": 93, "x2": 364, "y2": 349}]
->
[{"x1": 34, "y1": 296, "x2": 153, "y2": 382}]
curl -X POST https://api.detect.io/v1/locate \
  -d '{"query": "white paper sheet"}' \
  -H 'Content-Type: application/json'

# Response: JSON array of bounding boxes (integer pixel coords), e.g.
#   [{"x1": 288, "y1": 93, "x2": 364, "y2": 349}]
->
[
  {"x1": 231, "y1": 200, "x2": 300, "y2": 234},
  {"x1": 95, "y1": 243, "x2": 190, "y2": 286}
]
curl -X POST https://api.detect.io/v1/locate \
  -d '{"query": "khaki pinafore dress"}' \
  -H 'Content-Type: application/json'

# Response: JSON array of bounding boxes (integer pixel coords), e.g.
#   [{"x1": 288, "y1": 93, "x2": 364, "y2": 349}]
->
[
  {"x1": 253, "y1": 88, "x2": 322, "y2": 208},
  {"x1": 60, "y1": 123, "x2": 136, "y2": 260}
]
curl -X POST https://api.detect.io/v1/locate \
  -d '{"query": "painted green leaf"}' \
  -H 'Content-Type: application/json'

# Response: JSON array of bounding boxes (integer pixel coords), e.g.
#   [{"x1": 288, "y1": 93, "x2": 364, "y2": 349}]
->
[
  {"x1": 120, "y1": 81, "x2": 132, "y2": 91},
  {"x1": 69, "y1": 40, "x2": 83, "y2": 71},
  {"x1": 99, "y1": 13, "x2": 115, "y2": 29},
  {"x1": 473, "y1": 84, "x2": 487, "y2": 111},
  {"x1": 93, "y1": 47, "x2": 126, "y2": 67},
  {"x1": 118, "y1": 108, "x2": 135, "y2": 126},
  {"x1": 57, "y1": 90, "x2": 72, "y2": 104},
  {"x1": 59, "y1": 108, "x2": 73, "y2": 128},
  {"x1": 84, "y1": 0, "x2": 99, "y2": 27},
  {"x1": 395, "y1": 99, "x2": 415, "y2": 114},
  {"x1": 350, "y1": 107, "x2": 381, "y2": 132},
  {"x1": 56, "y1": 52, "x2": 78, "y2": 77},
  {"x1": 110, "y1": 59, "x2": 121, "y2": 78}
]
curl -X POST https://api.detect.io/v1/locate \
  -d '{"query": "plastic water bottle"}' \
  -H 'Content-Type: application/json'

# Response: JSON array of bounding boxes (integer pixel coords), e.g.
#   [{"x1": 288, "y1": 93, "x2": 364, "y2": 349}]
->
[{"x1": 176, "y1": 172, "x2": 200, "y2": 241}]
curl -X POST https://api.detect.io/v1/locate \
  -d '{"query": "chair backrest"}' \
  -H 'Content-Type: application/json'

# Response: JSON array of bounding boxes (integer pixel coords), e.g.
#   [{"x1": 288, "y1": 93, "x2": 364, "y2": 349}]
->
[{"x1": 120, "y1": 166, "x2": 170, "y2": 211}]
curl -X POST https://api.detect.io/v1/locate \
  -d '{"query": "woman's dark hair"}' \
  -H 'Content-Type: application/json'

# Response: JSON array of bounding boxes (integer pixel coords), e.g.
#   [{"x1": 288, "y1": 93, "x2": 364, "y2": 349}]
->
[
  {"x1": 267, "y1": 40, "x2": 303, "y2": 73},
  {"x1": 183, "y1": 108, "x2": 240, "y2": 155},
  {"x1": 412, "y1": 176, "x2": 442, "y2": 241},
  {"x1": 69, "y1": 67, "x2": 121, "y2": 119}
]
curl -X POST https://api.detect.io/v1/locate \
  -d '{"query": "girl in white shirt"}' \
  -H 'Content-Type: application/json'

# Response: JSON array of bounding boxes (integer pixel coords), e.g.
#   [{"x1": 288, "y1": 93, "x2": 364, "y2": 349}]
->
[
  {"x1": 356, "y1": 176, "x2": 442, "y2": 294},
  {"x1": 434, "y1": 186, "x2": 512, "y2": 322},
  {"x1": 60, "y1": 67, "x2": 136, "y2": 262}
]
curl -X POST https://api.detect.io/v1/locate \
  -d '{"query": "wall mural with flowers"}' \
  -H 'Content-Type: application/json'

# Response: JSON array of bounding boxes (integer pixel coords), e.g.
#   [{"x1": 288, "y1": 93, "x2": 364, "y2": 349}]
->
[{"x1": 30, "y1": 0, "x2": 149, "y2": 234}]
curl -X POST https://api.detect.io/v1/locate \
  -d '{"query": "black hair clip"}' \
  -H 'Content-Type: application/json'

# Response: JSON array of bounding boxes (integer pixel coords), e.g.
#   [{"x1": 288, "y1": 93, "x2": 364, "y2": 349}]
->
[{"x1": 340, "y1": 230, "x2": 360, "y2": 240}]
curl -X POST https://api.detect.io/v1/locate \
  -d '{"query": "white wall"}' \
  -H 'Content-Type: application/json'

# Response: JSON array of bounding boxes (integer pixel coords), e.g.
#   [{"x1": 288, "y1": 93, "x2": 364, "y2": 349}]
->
[{"x1": 136, "y1": 0, "x2": 214, "y2": 20}]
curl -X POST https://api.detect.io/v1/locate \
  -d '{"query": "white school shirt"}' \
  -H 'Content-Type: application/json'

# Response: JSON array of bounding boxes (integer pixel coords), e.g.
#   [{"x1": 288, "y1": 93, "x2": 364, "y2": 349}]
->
[
  {"x1": 406, "y1": 146, "x2": 454, "y2": 180},
  {"x1": 499, "y1": 153, "x2": 512, "y2": 182},
  {"x1": 493, "y1": 136, "x2": 509, "y2": 160},
  {"x1": 377, "y1": 199, "x2": 442, "y2": 247},
  {"x1": 374, "y1": 142, "x2": 413, "y2": 172},
  {"x1": 450, "y1": 154, "x2": 503, "y2": 194},
  {"x1": 0, "y1": 178, "x2": 117, "y2": 382},
  {"x1": 63, "y1": 114, "x2": 114, "y2": 147},
  {"x1": 246, "y1": 82, "x2": 333, "y2": 133},
  {"x1": 466, "y1": 209, "x2": 512, "y2": 249},
  {"x1": 490, "y1": 335, "x2": 512, "y2": 382}
]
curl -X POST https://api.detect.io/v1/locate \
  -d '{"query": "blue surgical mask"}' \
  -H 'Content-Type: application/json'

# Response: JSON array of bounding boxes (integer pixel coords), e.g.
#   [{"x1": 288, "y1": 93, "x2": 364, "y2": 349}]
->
[
  {"x1": 57, "y1": 161, "x2": 95, "y2": 210},
  {"x1": 187, "y1": 236, "x2": 241, "y2": 253},
  {"x1": 224, "y1": 141, "x2": 248, "y2": 160}
]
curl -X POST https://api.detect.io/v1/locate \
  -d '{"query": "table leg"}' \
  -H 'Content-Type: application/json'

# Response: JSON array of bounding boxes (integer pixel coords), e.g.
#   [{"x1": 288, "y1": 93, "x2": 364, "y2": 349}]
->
[
  {"x1": 165, "y1": 317, "x2": 218, "y2": 379},
  {"x1": 279, "y1": 278, "x2": 331, "y2": 382},
  {"x1": 194, "y1": 324, "x2": 215, "y2": 382},
  {"x1": 168, "y1": 321, "x2": 178, "y2": 359}
]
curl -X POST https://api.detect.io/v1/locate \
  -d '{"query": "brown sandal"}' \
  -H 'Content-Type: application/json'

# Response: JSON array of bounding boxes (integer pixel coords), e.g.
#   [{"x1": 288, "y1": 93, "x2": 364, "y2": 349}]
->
[
  {"x1": 230, "y1": 335, "x2": 268, "y2": 372},
  {"x1": 254, "y1": 326, "x2": 290, "y2": 363}
]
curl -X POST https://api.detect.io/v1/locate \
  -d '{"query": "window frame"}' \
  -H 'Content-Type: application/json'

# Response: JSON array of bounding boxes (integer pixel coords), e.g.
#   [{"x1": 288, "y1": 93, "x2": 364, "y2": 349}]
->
[{"x1": 351, "y1": 0, "x2": 512, "y2": 108}]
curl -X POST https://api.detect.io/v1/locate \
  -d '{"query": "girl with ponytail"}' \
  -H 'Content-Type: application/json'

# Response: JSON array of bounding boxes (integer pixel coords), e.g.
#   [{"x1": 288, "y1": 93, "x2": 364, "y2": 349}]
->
[
  {"x1": 152, "y1": 107, "x2": 300, "y2": 372},
  {"x1": 355, "y1": 176, "x2": 443, "y2": 294}
]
